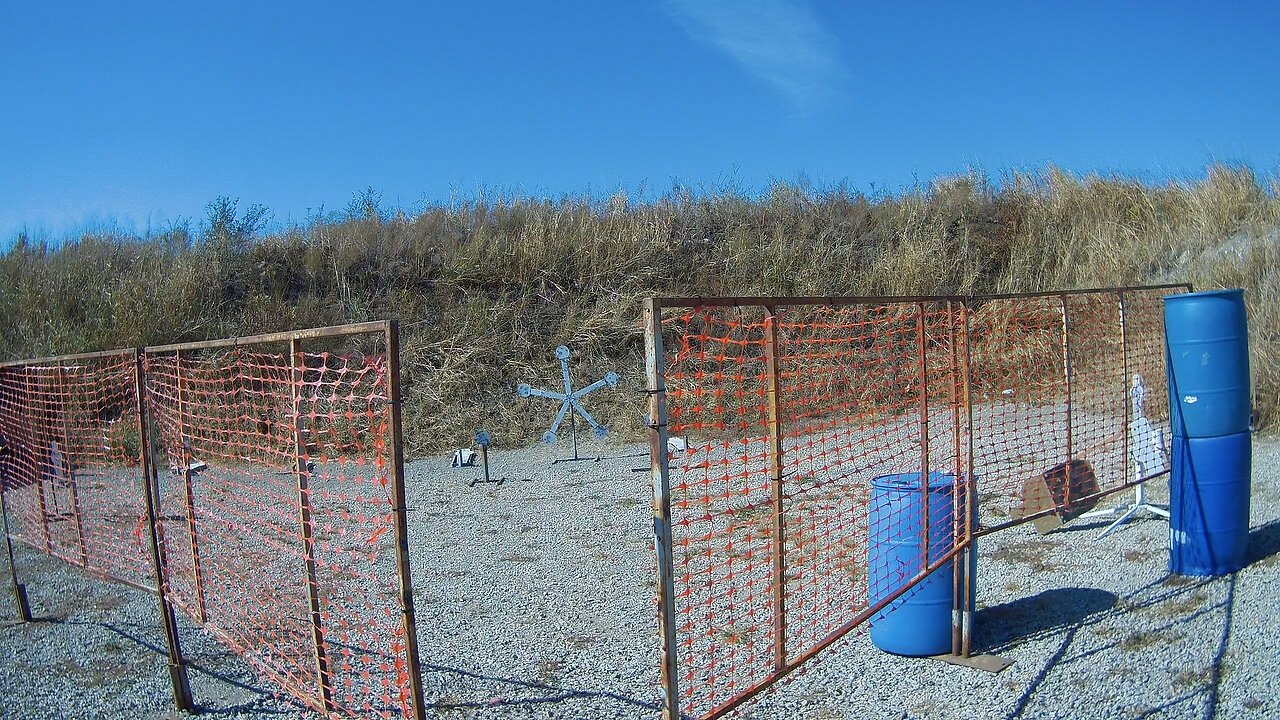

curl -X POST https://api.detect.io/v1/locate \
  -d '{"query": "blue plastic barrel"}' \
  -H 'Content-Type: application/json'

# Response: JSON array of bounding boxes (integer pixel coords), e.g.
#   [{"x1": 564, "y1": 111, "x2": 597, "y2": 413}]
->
[
  {"x1": 867, "y1": 472, "x2": 973, "y2": 656},
  {"x1": 1169, "y1": 432, "x2": 1251, "y2": 576},
  {"x1": 1163, "y1": 289, "x2": 1251, "y2": 438}
]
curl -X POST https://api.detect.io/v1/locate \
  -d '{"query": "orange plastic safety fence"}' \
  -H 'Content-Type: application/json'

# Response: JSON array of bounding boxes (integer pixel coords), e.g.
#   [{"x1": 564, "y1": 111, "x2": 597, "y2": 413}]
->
[
  {"x1": 657, "y1": 301, "x2": 968, "y2": 720},
  {"x1": 649, "y1": 286, "x2": 1188, "y2": 720},
  {"x1": 0, "y1": 351, "x2": 155, "y2": 590},
  {"x1": 143, "y1": 339, "x2": 419, "y2": 719},
  {"x1": 968, "y1": 288, "x2": 1183, "y2": 531}
]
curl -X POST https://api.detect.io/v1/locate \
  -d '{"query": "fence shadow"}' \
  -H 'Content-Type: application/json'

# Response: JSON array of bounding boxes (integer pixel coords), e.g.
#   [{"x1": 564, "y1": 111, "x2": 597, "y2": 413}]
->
[
  {"x1": 34, "y1": 616, "x2": 296, "y2": 716},
  {"x1": 420, "y1": 661, "x2": 662, "y2": 714},
  {"x1": 998, "y1": 571, "x2": 1241, "y2": 720},
  {"x1": 1124, "y1": 573, "x2": 1239, "y2": 720}
]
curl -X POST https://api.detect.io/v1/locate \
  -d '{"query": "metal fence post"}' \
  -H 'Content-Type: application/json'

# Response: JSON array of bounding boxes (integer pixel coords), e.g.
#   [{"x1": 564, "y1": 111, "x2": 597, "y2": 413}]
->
[
  {"x1": 174, "y1": 351, "x2": 207, "y2": 624},
  {"x1": 1119, "y1": 293, "x2": 1130, "y2": 481},
  {"x1": 916, "y1": 303, "x2": 931, "y2": 573},
  {"x1": 0, "y1": 435, "x2": 33, "y2": 621},
  {"x1": 644, "y1": 298, "x2": 680, "y2": 720},
  {"x1": 135, "y1": 349, "x2": 194, "y2": 711},
  {"x1": 1060, "y1": 294, "x2": 1074, "y2": 463},
  {"x1": 947, "y1": 301, "x2": 963, "y2": 657},
  {"x1": 961, "y1": 300, "x2": 977, "y2": 658},
  {"x1": 384, "y1": 320, "x2": 428, "y2": 720},
  {"x1": 289, "y1": 338, "x2": 336, "y2": 714},
  {"x1": 763, "y1": 305, "x2": 788, "y2": 673},
  {"x1": 54, "y1": 366, "x2": 90, "y2": 568}
]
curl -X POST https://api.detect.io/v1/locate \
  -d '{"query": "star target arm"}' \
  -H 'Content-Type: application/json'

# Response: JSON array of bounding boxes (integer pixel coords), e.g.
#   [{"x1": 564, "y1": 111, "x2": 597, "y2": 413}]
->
[
  {"x1": 570, "y1": 372, "x2": 620, "y2": 400},
  {"x1": 558, "y1": 345, "x2": 573, "y2": 395},
  {"x1": 519, "y1": 382, "x2": 573, "y2": 443},
  {"x1": 543, "y1": 397, "x2": 574, "y2": 444},
  {"x1": 518, "y1": 385, "x2": 567, "y2": 402},
  {"x1": 570, "y1": 400, "x2": 610, "y2": 439}
]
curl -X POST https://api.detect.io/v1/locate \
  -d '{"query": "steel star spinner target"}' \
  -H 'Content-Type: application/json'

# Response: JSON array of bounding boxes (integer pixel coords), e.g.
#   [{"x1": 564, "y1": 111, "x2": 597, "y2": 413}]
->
[{"x1": 518, "y1": 345, "x2": 619, "y2": 462}]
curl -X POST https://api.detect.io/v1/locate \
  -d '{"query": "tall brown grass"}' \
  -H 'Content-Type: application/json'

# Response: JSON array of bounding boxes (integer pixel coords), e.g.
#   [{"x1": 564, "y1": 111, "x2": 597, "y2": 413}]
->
[{"x1": 2, "y1": 165, "x2": 1276, "y2": 454}]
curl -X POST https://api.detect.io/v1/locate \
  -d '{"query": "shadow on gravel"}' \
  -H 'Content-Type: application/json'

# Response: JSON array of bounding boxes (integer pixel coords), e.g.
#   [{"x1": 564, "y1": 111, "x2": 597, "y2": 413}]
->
[
  {"x1": 1053, "y1": 515, "x2": 1164, "y2": 535},
  {"x1": 421, "y1": 661, "x2": 661, "y2": 714},
  {"x1": 1245, "y1": 518, "x2": 1280, "y2": 566},
  {"x1": 42, "y1": 615, "x2": 169, "y2": 655},
  {"x1": 1122, "y1": 574, "x2": 1239, "y2": 720},
  {"x1": 999, "y1": 572, "x2": 1241, "y2": 720},
  {"x1": 976, "y1": 587, "x2": 1118, "y2": 654},
  {"x1": 36, "y1": 617, "x2": 297, "y2": 717},
  {"x1": 1057, "y1": 517, "x2": 1279, "y2": 564}
]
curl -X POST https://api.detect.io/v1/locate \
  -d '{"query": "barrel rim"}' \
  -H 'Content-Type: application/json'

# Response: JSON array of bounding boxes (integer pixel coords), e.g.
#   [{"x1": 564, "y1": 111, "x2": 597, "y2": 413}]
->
[
  {"x1": 871, "y1": 471, "x2": 956, "y2": 492},
  {"x1": 1162, "y1": 287, "x2": 1245, "y2": 303}
]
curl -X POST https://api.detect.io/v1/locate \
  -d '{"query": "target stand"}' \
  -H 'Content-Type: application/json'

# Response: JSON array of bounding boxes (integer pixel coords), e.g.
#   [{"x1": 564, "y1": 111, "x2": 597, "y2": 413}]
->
[
  {"x1": 466, "y1": 431, "x2": 530, "y2": 486},
  {"x1": 468, "y1": 431, "x2": 501, "y2": 486},
  {"x1": 1080, "y1": 373, "x2": 1171, "y2": 539},
  {"x1": 518, "y1": 345, "x2": 619, "y2": 465}
]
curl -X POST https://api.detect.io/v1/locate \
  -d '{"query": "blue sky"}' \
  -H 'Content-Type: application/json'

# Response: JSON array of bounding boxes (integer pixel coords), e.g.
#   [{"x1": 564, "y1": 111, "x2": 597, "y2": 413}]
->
[{"x1": 2, "y1": 1, "x2": 1278, "y2": 242}]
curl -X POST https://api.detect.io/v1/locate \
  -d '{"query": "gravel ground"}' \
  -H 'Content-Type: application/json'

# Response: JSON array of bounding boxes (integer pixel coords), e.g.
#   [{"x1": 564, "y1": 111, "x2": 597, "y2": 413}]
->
[{"x1": 2, "y1": 437, "x2": 1277, "y2": 720}]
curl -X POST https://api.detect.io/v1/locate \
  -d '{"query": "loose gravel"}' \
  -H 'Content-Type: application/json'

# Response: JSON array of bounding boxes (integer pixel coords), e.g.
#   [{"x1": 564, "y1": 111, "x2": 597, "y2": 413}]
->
[{"x1": 2, "y1": 438, "x2": 1277, "y2": 720}]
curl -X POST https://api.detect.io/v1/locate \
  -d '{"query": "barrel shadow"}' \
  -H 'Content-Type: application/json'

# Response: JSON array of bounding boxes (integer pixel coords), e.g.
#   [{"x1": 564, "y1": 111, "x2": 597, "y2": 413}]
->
[
  {"x1": 1245, "y1": 518, "x2": 1280, "y2": 566},
  {"x1": 974, "y1": 586, "x2": 1117, "y2": 654}
]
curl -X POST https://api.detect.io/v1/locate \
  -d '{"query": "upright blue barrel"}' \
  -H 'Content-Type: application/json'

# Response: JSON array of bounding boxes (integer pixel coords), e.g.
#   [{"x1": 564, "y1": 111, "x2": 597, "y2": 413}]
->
[
  {"x1": 1163, "y1": 289, "x2": 1251, "y2": 438},
  {"x1": 867, "y1": 472, "x2": 972, "y2": 656},
  {"x1": 1170, "y1": 433, "x2": 1252, "y2": 575}
]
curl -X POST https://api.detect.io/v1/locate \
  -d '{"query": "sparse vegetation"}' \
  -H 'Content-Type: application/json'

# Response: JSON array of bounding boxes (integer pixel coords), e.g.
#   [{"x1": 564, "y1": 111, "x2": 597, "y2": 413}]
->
[
  {"x1": 1152, "y1": 590, "x2": 1209, "y2": 618},
  {"x1": 1122, "y1": 549, "x2": 1156, "y2": 563},
  {"x1": 1120, "y1": 629, "x2": 1178, "y2": 652},
  {"x1": 3, "y1": 165, "x2": 1278, "y2": 455},
  {"x1": 989, "y1": 538, "x2": 1063, "y2": 572},
  {"x1": 1161, "y1": 574, "x2": 1200, "y2": 588},
  {"x1": 1172, "y1": 666, "x2": 1213, "y2": 688}
]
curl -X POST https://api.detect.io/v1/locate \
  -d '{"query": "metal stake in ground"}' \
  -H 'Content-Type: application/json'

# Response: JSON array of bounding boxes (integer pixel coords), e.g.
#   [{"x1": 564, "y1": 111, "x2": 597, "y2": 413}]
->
[
  {"x1": 518, "y1": 346, "x2": 619, "y2": 464},
  {"x1": 469, "y1": 431, "x2": 504, "y2": 486}
]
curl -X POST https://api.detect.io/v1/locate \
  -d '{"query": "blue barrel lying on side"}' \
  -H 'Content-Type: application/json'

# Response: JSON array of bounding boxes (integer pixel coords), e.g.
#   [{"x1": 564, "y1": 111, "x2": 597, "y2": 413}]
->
[
  {"x1": 867, "y1": 472, "x2": 974, "y2": 656},
  {"x1": 1164, "y1": 289, "x2": 1251, "y2": 438},
  {"x1": 1170, "y1": 433, "x2": 1252, "y2": 576}
]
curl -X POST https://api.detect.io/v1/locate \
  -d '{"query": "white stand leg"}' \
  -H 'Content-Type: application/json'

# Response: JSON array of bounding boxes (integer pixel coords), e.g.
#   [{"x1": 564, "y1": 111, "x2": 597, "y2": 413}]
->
[
  {"x1": 1080, "y1": 475, "x2": 1169, "y2": 539},
  {"x1": 1080, "y1": 374, "x2": 1171, "y2": 539}
]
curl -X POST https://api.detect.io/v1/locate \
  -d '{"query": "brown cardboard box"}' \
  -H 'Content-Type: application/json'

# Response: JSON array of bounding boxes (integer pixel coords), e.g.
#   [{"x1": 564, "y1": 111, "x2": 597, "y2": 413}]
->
[{"x1": 1011, "y1": 459, "x2": 1102, "y2": 534}]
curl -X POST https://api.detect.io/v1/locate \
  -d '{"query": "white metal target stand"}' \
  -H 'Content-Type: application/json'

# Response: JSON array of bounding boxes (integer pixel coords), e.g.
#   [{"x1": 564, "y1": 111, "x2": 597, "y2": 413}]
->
[{"x1": 1081, "y1": 374, "x2": 1171, "y2": 539}]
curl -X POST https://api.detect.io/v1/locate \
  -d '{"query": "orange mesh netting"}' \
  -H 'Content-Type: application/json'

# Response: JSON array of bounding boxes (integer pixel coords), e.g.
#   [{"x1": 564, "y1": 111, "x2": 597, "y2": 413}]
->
[
  {"x1": 143, "y1": 333, "x2": 421, "y2": 718},
  {"x1": 968, "y1": 288, "x2": 1183, "y2": 531},
  {"x1": 0, "y1": 323, "x2": 423, "y2": 719},
  {"x1": 646, "y1": 286, "x2": 1187, "y2": 720},
  {"x1": 655, "y1": 301, "x2": 968, "y2": 719},
  {"x1": 0, "y1": 351, "x2": 155, "y2": 590}
]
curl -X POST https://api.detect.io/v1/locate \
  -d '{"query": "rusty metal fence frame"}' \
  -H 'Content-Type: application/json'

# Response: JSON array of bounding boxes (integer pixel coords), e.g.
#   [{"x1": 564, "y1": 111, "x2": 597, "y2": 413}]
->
[
  {"x1": 0, "y1": 346, "x2": 195, "y2": 707},
  {"x1": 644, "y1": 283, "x2": 1191, "y2": 720},
  {"x1": 0, "y1": 289, "x2": 1192, "y2": 719},
  {"x1": 0, "y1": 348, "x2": 154, "y2": 591},
  {"x1": 965, "y1": 286, "x2": 1188, "y2": 537},
  {"x1": 0, "y1": 321, "x2": 426, "y2": 719}
]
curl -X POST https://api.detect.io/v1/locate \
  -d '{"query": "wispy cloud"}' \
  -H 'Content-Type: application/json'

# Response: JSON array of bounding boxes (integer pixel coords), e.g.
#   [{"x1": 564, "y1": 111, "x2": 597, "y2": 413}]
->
[{"x1": 664, "y1": 0, "x2": 842, "y2": 109}]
